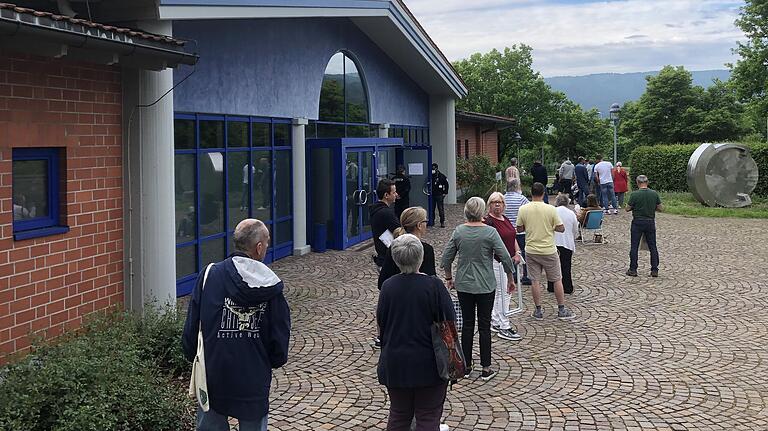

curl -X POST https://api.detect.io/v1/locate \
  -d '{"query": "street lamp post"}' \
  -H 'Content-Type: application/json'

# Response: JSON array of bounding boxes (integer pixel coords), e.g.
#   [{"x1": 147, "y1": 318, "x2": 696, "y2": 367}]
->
[
  {"x1": 513, "y1": 132, "x2": 522, "y2": 166},
  {"x1": 609, "y1": 103, "x2": 621, "y2": 164}
]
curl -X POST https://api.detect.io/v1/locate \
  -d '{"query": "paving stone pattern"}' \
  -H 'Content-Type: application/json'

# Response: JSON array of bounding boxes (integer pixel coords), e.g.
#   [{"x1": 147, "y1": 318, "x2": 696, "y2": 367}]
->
[{"x1": 263, "y1": 205, "x2": 768, "y2": 430}]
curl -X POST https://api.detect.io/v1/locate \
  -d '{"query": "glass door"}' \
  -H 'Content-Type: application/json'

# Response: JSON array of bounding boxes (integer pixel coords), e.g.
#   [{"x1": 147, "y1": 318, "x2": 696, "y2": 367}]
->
[
  {"x1": 402, "y1": 147, "x2": 432, "y2": 223},
  {"x1": 344, "y1": 148, "x2": 374, "y2": 247}
]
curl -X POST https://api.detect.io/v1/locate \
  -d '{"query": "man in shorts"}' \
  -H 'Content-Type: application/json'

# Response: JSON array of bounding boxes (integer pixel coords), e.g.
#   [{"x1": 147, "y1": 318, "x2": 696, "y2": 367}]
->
[{"x1": 516, "y1": 182, "x2": 576, "y2": 320}]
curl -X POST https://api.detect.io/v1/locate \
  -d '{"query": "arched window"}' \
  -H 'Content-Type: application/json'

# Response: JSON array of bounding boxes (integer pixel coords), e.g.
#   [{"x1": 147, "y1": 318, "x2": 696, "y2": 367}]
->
[{"x1": 319, "y1": 52, "x2": 369, "y2": 126}]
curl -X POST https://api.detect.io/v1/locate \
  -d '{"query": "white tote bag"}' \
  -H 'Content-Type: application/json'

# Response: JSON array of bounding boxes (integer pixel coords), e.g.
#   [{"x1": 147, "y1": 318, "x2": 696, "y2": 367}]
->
[{"x1": 189, "y1": 263, "x2": 214, "y2": 411}]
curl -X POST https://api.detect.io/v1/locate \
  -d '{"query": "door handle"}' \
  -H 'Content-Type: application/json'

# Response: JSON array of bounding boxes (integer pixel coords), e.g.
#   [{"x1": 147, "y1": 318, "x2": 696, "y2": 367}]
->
[{"x1": 359, "y1": 190, "x2": 368, "y2": 205}]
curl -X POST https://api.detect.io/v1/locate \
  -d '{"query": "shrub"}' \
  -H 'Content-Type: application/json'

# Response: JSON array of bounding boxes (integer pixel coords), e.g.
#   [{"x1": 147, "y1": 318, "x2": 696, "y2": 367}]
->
[
  {"x1": 628, "y1": 144, "x2": 698, "y2": 192},
  {"x1": 0, "y1": 311, "x2": 192, "y2": 431},
  {"x1": 456, "y1": 155, "x2": 502, "y2": 201},
  {"x1": 629, "y1": 143, "x2": 767, "y2": 196}
]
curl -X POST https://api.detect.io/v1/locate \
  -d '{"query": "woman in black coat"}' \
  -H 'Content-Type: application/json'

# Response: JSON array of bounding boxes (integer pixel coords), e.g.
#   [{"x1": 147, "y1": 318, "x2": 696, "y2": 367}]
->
[
  {"x1": 377, "y1": 234, "x2": 455, "y2": 430},
  {"x1": 377, "y1": 206, "x2": 436, "y2": 289}
]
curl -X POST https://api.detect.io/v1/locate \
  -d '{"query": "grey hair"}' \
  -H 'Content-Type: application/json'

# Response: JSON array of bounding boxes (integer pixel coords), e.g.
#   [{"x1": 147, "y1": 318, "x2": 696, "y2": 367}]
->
[
  {"x1": 233, "y1": 219, "x2": 268, "y2": 253},
  {"x1": 486, "y1": 191, "x2": 505, "y2": 215},
  {"x1": 464, "y1": 196, "x2": 485, "y2": 222},
  {"x1": 507, "y1": 178, "x2": 520, "y2": 192},
  {"x1": 510, "y1": 158, "x2": 518, "y2": 166},
  {"x1": 555, "y1": 193, "x2": 570, "y2": 207},
  {"x1": 636, "y1": 175, "x2": 649, "y2": 184},
  {"x1": 390, "y1": 233, "x2": 424, "y2": 274}
]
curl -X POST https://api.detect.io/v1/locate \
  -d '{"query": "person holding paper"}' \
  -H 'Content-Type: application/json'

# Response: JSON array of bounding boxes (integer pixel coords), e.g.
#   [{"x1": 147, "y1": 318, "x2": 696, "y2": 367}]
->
[{"x1": 370, "y1": 179, "x2": 400, "y2": 269}]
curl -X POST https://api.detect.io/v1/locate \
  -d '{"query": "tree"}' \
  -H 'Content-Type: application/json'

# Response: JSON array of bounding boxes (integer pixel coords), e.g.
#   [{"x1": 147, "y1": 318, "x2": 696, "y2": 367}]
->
[
  {"x1": 730, "y1": 0, "x2": 768, "y2": 138},
  {"x1": 452, "y1": 46, "x2": 564, "y2": 162},
  {"x1": 548, "y1": 100, "x2": 612, "y2": 160},
  {"x1": 620, "y1": 66, "x2": 745, "y2": 146}
]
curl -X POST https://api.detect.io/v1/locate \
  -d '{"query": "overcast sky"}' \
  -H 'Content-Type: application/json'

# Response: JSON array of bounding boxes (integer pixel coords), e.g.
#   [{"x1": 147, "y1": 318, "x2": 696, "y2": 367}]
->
[{"x1": 404, "y1": 0, "x2": 745, "y2": 77}]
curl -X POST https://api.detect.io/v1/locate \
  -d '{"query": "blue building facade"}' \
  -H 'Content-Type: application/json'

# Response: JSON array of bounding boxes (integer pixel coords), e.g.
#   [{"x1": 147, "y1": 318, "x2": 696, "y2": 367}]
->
[{"x1": 163, "y1": 1, "x2": 465, "y2": 296}]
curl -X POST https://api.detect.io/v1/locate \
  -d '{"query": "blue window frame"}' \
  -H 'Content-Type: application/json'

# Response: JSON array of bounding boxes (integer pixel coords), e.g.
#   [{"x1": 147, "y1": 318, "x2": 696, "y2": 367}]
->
[
  {"x1": 174, "y1": 113, "x2": 293, "y2": 297},
  {"x1": 389, "y1": 125, "x2": 430, "y2": 146},
  {"x1": 12, "y1": 148, "x2": 69, "y2": 240}
]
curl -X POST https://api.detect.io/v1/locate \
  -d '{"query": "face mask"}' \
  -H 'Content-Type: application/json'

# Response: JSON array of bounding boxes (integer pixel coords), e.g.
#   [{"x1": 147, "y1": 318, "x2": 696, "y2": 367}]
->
[{"x1": 432, "y1": 170, "x2": 436, "y2": 175}]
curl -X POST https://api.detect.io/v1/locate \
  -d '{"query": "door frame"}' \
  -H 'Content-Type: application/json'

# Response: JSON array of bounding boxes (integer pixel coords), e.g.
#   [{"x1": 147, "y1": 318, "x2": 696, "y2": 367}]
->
[{"x1": 306, "y1": 138, "x2": 403, "y2": 250}]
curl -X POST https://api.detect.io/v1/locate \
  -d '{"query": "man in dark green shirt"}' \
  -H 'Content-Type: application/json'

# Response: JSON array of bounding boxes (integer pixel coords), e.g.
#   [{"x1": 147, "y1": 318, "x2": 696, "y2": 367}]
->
[{"x1": 625, "y1": 175, "x2": 663, "y2": 277}]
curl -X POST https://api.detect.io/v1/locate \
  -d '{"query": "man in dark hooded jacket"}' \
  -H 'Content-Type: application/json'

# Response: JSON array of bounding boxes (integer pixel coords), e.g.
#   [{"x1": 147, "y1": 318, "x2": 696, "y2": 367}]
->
[
  {"x1": 370, "y1": 179, "x2": 400, "y2": 268},
  {"x1": 183, "y1": 218, "x2": 291, "y2": 431}
]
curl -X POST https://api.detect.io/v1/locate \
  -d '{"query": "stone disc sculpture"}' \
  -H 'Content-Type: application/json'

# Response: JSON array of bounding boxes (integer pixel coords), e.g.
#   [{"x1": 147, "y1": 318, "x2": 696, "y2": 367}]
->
[{"x1": 687, "y1": 143, "x2": 759, "y2": 208}]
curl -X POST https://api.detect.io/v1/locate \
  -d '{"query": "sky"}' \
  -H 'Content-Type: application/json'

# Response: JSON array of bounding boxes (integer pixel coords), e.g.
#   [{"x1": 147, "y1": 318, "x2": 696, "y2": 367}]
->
[{"x1": 404, "y1": 0, "x2": 746, "y2": 77}]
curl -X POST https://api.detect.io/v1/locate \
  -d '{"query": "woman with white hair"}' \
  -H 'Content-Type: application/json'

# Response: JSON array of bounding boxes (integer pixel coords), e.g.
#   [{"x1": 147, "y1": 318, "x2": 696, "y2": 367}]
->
[
  {"x1": 441, "y1": 197, "x2": 516, "y2": 381},
  {"x1": 483, "y1": 192, "x2": 522, "y2": 341},
  {"x1": 377, "y1": 234, "x2": 455, "y2": 430},
  {"x1": 547, "y1": 194, "x2": 579, "y2": 294}
]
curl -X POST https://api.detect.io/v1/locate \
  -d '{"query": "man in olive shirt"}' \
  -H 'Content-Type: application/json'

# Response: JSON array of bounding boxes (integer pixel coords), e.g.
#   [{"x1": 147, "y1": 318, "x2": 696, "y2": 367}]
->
[
  {"x1": 625, "y1": 175, "x2": 662, "y2": 277},
  {"x1": 516, "y1": 182, "x2": 575, "y2": 320}
]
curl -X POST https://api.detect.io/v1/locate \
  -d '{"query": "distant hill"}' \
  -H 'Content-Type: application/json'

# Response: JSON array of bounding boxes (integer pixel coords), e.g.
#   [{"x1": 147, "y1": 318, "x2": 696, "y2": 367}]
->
[{"x1": 544, "y1": 70, "x2": 731, "y2": 114}]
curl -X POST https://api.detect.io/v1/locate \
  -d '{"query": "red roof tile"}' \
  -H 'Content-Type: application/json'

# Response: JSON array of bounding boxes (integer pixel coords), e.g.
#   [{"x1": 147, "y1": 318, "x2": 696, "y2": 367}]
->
[{"x1": 0, "y1": 2, "x2": 186, "y2": 46}]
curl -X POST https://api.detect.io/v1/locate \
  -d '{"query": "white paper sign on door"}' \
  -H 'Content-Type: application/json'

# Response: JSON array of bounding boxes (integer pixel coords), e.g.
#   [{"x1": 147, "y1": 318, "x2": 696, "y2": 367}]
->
[{"x1": 408, "y1": 163, "x2": 423, "y2": 176}]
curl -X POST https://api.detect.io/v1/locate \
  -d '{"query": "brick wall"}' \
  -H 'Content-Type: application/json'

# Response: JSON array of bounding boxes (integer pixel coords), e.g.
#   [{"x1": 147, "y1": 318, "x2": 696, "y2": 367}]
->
[
  {"x1": 0, "y1": 51, "x2": 123, "y2": 361},
  {"x1": 456, "y1": 122, "x2": 500, "y2": 165}
]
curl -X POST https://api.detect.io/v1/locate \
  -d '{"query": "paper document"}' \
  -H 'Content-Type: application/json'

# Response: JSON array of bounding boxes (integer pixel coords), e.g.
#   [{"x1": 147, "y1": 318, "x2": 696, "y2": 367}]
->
[
  {"x1": 379, "y1": 230, "x2": 394, "y2": 247},
  {"x1": 408, "y1": 163, "x2": 423, "y2": 176}
]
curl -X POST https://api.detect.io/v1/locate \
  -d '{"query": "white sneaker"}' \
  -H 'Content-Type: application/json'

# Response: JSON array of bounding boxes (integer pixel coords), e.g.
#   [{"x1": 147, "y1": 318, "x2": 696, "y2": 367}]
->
[
  {"x1": 612, "y1": 209, "x2": 618, "y2": 215},
  {"x1": 440, "y1": 425, "x2": 450, "y2": 431}
]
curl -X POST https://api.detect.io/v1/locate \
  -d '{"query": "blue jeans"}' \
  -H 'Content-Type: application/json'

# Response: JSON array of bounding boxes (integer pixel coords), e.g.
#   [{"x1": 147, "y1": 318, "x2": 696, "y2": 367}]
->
[
  {"x1": 197, "y1": 407, "x2": 268, "y2": 431},
  {"x1": 600, "y1": 183, "x2": 618, "y2": 210},
  {"x1": 629, "y1": 219, "x2": 659, "y2": 272}
]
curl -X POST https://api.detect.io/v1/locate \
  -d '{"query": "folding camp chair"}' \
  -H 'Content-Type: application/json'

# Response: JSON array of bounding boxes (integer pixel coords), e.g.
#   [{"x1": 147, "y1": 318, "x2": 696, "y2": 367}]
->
[{"x1": 579, "y1": 210, "x2": 605, "y2": 244}]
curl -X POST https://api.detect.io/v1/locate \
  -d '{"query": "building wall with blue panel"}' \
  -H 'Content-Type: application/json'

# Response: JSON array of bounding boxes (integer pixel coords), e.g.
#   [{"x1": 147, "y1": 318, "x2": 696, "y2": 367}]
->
[{"x1": 172, "y1": 18, "x2": 429, "y2": 126}]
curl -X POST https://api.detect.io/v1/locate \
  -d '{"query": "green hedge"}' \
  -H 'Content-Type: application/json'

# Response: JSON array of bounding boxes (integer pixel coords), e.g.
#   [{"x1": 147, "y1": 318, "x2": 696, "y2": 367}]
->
[
  {"x1": 629, "y1": 143, "x2": 767, "y2": 196},
  {"x1": 0, "y1": 310, "x2": 192, "y2": 431}
]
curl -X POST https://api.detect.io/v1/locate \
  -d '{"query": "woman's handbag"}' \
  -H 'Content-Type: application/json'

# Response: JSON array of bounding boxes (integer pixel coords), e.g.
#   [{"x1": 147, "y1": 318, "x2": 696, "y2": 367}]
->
[
  {"x1": 452, "y1": 296, "x2": 463, "y2": 333},
  {"x1": 431, "y1": 284, "x2": 467, "y2": 382},
  {"x1": 188, "y1": 263, "x2": 214, "y2": 411}
]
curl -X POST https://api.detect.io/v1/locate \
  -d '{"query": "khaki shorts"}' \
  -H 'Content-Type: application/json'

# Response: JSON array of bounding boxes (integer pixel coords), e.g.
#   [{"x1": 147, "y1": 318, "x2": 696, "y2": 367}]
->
[{"x1": 526, "y1": 252, "x2": 562, "y2": 283}]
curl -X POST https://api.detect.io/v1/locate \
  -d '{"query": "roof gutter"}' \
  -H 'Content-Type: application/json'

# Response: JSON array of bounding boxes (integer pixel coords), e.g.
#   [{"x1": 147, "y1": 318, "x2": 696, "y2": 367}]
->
[{"x1": 0, "y1": 12, "x2": 198, "y2": 68}]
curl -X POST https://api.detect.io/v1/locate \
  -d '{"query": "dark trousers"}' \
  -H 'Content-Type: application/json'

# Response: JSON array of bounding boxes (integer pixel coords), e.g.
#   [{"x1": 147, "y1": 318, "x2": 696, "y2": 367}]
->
[
  {"x1": 559, "y1": 179, "x2": 573, "y2": 199},
  {"x1": 576, "y1": 182, "x2": 589, "y2": 206},
  {"x1": 431, "y1": 194, "x2": 445, "y2": 225},
  {"x1": 457, "y1": 291, "x2": 494, "y2": 368},
  {"x1": 547, "y1": 246, "x2": 573, "y2": 294},
  {"x1": 386, "y1": 383, "x2": 448, "y2": 431},
  {"x1": 629, "y1": 219, "x2": 659, "y2": 271},
  {"x1": 516, "y1": 233, "x2": 529, "y2": 282},
  {"x1": 395, "y1": 197, "x2": 410, "y2": 219}
]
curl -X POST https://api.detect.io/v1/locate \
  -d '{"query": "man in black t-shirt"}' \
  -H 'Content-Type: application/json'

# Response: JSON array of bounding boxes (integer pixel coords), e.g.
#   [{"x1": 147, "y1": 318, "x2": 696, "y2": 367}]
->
[{"x1": 625, "y1": 175, "x2": 663, "y2": 277}]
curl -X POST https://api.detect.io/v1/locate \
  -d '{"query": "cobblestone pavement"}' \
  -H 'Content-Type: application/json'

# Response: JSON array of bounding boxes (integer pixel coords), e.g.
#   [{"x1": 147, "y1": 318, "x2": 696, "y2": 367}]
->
[{"x1": 263, "y1": 204, "x2": 768, "y2": 430}]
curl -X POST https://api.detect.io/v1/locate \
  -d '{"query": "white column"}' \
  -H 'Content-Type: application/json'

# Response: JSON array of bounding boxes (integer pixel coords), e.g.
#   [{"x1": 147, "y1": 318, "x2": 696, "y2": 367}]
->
[
  {"x1": 292, "y1": 118, "x2": 310, "y2": 256},
  {"x1": 378, "y1": 123, "x2": 390, "y2": 139},
  {"x1": 429, "y1": 96, "x2": 457, "y2": 203},
  {"x1": 123, "y1": 20, "x2": 176, "y2": 312}
]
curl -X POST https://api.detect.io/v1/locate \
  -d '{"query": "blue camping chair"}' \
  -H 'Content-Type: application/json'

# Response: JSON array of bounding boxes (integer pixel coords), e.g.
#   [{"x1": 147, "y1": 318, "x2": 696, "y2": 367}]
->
[{"x1": 579, "y1": 210, "x2": 605, "y2": 244}]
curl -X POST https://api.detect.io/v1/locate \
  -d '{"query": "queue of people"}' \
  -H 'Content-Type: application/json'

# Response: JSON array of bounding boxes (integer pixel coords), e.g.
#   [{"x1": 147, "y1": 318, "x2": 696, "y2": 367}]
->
[{"x1": 180, "y1": 163, "x2": 662, "y2": 431}]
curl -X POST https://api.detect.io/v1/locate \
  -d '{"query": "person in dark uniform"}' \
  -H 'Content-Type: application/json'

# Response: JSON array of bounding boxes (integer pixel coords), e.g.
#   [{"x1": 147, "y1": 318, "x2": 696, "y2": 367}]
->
[
  {"x1": 430, "y1": 163, "x2": 449, "y2": 228},
  {"x1": 392, "y1": 165, "x2": 411, "y2": 219}
]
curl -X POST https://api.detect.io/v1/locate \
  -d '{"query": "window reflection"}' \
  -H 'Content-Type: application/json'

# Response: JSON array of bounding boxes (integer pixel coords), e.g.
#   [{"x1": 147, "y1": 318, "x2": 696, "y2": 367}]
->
[
  {"x1": 345, "y1": 55, "x2": 368, "y2": 123},
  {"x1": 12, "y1": 160, "x2": 48, "y2": 221},
  {"x1": 252, "y1": 151, "x2": 272, "y2": 221},
  {"x1": 228, "y1": 122, "x2": 248, "y2": 147},
  {"x1": 199, "y1": 151, "x2": 225, "y2": 236},
  {"x1": 175, "y1": 153, "x2": 196, "y2": 242},
  {"x1": 200, "y1": 121, "x2": 224, "y2": 149},
  {"x1": 228, "y1": 151, "x2": 250, "y2": 231},
  {"x1": 319, "y1": 52, "x2": 369, "y2": 126},
  {"x1": 174, "y1": 119, "x2": 195, "y2": 150}
]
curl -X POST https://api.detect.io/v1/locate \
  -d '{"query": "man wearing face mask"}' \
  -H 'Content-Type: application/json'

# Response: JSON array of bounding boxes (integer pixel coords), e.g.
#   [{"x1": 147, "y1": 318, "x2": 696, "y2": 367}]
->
[{"x1": 430, "y1": 163, "x2": 449, "y2": 228}]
